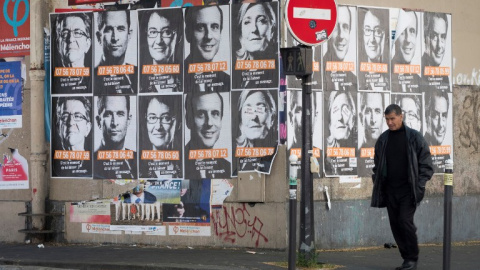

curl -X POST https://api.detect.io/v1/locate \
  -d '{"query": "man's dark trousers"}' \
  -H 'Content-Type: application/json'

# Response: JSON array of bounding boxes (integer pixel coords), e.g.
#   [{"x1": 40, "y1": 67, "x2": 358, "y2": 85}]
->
[{"x1": 386, "y1": 188, "x2": 419, "y2": 262}]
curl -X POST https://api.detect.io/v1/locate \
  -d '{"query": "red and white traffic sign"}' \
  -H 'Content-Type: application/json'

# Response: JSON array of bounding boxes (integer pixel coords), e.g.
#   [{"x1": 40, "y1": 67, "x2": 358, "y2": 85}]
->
[{"x1": 285, "y1": 0, "x2": 337, "y2": 46}]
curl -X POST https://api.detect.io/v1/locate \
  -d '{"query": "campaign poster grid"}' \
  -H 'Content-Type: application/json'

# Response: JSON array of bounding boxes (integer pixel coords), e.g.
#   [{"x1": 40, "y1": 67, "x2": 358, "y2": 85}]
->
[{"x1": 49, "y1": 6, "x2": 453, "y2": 179}]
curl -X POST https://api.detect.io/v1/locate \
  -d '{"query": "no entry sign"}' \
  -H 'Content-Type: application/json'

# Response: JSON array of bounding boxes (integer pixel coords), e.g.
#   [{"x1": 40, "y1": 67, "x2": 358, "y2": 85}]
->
[{"x1": 285, "y1": 0, "x2": 337, "y2": 46}]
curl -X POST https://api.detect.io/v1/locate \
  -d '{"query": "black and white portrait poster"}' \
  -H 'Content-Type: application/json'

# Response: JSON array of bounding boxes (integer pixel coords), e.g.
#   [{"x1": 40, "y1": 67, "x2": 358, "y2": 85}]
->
[
  {"x1": 138, "y1": 94, "x2": 183, "y2": 179},
  {"x1": 357, "y1": 92, "x2": 389, "y2": 177},
  {"x1": 183, "y1": 5, "x2": 230, "y2": 92},
  {"x1": 51, "y1": 96, "x2": 93, "y2": 178},
  {"x1": 138, "y1": 8, "x2": 184, "y2": 93},
  {"x1": 287, "y1": 90, "x2": 302, "y2": 153},
  {"x1": 93, "y1": 95, "x2": 137, "y2": 179},
  {"x1": 391, "y1": 9, "x2": 422, "y2": 93},
  {"x1": 93, "y1": 10, "x2": 138, "y2": 95},
  {"x1": 231, "y1": 2, "x2": 279, "y2": 89},
  {"x1": 286, "y1": 91, "x2": 323, "y2": 178},
  {"x1": 231, "y1": 89, "x2": 278, "y2": 175},
  {"x1": 50, "y1": 12, "x2": 93, "y2": 94},
  {"x1": 324, "y1": 90, "x2": 358, "y2": 177},
  {"x1": 421, "y1": 12, "x2": 452, "y2": 92},
  {"x1": 357, "y1": 7, "x2": 390, "y2": 91},
  {"x1": 322, "y1": 5, "x2": 357, "y2": 92},
  {"x1": 392, "y1": 93, "x2": 423, "y2": 133},
  {"x1": 184, "y1": 91, "x2": 231, "y2": 180},
  {"x1": 286, "y1": 32, "x2": 322, "y2": 91},
  {"x1": 423, "y1": 91, "x2": 453, "y2": 173}
]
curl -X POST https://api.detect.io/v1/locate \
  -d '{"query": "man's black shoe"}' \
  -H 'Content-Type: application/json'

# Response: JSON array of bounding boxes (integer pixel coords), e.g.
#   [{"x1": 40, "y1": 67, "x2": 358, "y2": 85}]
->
[{"x1": 395, "y1": 260, "x2": 417, "y2": 270}]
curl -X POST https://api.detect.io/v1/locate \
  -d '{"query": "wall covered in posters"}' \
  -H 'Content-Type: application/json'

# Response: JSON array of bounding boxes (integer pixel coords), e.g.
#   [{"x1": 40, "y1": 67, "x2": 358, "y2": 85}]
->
[{"x1": 49, "y1": 2, "x2": 453, "y2": 220}]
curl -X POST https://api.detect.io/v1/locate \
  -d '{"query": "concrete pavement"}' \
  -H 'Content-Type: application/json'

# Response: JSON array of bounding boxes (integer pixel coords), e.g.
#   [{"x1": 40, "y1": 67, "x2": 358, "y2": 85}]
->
[{"x1": 0, "y1": 242, "x2": 479, "y2": 269}]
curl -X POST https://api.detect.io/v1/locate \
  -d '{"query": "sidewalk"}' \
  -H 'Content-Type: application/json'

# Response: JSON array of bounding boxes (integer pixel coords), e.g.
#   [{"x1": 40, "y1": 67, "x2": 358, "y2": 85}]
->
[{"x1": 0, "y1": 242, "x2": 479, "y2": 270}]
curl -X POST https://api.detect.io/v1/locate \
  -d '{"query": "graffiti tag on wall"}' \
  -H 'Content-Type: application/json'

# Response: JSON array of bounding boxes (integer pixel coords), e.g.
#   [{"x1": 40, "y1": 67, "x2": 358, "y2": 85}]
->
[
  {"x1": 459, "y1": 91, "x2": 480, "y2": 153},
  {"x1": 211, "y1": 203, "x2": 268, "y2": 248}
]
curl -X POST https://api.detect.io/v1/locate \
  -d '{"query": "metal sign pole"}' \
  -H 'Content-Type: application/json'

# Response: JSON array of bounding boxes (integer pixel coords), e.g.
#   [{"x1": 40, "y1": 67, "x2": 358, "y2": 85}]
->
[{"x1": 299, "y1": 47, "x2": 315, "y2": 259}]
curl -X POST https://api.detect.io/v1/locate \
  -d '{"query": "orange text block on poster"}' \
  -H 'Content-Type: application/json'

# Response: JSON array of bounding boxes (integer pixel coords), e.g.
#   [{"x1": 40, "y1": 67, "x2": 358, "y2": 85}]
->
[
  {"x1": 188, "y1": 148, "x2": 228, "y2": 160},
  {"x1": 54, "y1": 67, "x2": 90, "y2": 77},
  {"x1": 97, "y1": 150, "x2": 134, "y2": 160},
  {"x1": 424, "y1": 66, "x2": 450, "y2": 76},
  {"x1": 393, "y1": 64, "x2": 420, "y2": 74},
  {"x1": 141, "y1": 150, "x2": 180, "y2": 160},
  {"x1": 188, "y1": 61, "x2": 227, "y2": 73},
  {"x1": 142, "y1": 64, "x2": 180, "y2": 75},
  {"x1": 360, "y1": 147, "x2": 375, "y2": 158},
  {"x1": 326, "y1": 147, "x2": 355, "y2": 158},
  {"x1": 429, "y1": 145, "x2": 451, "y2": 155},
  {"x1": 360, "y1": 62, "x2": 388, "y2": 73},
  {"x1": 235, "y1": 147, "x2": 275, "y2": 158},
  {"x1": 54, "y1": 150, "x2": 90, "y2": 160},
  {"x1": 235, "y1": 59, "x2": 275, "y2": 70},
  {"x1": 97, "y1": 65, "x2": 135, "y2": 76},
  {"x1": 325, "y1": 61, "x2": 355, "y2": 72}
]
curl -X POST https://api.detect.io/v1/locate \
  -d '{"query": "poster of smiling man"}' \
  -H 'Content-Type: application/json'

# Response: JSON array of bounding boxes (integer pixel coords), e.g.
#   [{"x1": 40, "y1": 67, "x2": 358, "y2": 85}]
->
[
  {"x1": 183, "y1": 5, "x2": 230, "y2": 92},
  {"x1": 391, "y1": 9, "x2": 422, "y2": 93},
  {"x1": 421, "y1": 12, "x2": 452, "y2": 93},
  {"x1": 322, "y1": 5, "x2": 357, "y2": 92},
  {"x1": 184, "y1": 91, "x2": 231, "y2": 179},
  {"x1": 424, "y1": 90, "x2": 453, "y2": 173}
]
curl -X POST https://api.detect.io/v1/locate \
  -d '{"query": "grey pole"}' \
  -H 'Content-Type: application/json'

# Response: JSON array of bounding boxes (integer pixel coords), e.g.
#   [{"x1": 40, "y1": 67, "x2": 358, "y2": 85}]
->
[{"x1": 443, "y1": 159, "x2": 453, "y2": 270}]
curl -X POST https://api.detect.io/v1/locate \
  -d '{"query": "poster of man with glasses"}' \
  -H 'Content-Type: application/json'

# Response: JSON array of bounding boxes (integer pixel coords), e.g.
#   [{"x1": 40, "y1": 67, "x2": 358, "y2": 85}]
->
[
  {"x1": 51, "y1": 96, "x2": 93, "y2": 178},
  {"x1": 357, "y1": 7, "x2": 390, "y2": 91},
  {"x1": 50, "y1": 13, "x2": 93, "y2": 94}
]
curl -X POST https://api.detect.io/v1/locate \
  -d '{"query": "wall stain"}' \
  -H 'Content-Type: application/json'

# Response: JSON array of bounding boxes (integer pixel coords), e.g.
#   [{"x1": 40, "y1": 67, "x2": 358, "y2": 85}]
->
[{"x1": 459, "y1": 92, "x2": 480, "y2": 153}]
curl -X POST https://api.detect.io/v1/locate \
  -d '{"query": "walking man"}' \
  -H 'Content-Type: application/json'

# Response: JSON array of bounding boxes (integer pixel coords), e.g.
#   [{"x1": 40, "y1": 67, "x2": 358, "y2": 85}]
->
[{"x1": 371, "y1": 104, "x2": 433, "y2": 270}]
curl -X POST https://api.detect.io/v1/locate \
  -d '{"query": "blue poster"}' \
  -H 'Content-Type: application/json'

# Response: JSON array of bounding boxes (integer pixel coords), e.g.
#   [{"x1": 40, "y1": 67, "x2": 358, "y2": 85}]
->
[{"x1": 0, "y1": 61, "x2": 22, "y2": 128}]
